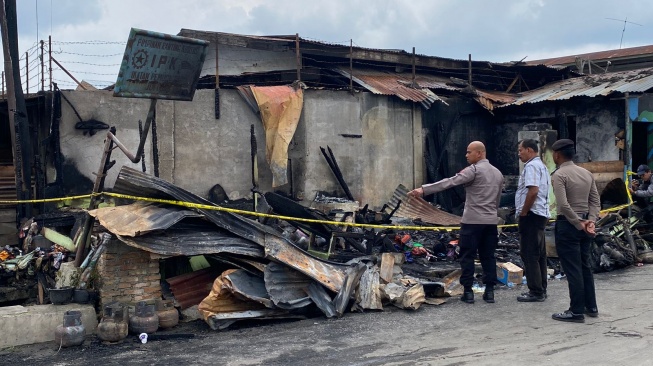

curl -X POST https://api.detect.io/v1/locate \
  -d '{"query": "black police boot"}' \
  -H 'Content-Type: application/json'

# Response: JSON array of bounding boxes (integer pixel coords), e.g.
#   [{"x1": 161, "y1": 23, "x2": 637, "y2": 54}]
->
[
  {"x1": 483, "y1": 288, "x2": 495, "y2": 303},
  {"x1": 460, "y1": 291, "x2": 474, "y2": 304}
]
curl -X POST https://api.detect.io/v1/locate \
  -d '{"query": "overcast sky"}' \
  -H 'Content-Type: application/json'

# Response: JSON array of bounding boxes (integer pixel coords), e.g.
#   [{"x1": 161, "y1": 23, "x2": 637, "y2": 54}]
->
[{"x1": 5, "y1": 0, "x2": 653, "y2": 92}]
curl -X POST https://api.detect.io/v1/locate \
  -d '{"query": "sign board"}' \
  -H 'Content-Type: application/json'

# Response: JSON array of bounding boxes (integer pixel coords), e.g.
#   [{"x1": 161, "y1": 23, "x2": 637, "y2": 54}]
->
[{"x1": 114, "y1": 28, "x2": 209, "y2": 101}]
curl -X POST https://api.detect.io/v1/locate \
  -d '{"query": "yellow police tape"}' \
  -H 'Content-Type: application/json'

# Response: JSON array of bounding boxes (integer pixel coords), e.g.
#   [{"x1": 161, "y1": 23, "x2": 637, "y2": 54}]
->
[{"x1": 0, "y1": 182, "x2": 635, "y2": 232}]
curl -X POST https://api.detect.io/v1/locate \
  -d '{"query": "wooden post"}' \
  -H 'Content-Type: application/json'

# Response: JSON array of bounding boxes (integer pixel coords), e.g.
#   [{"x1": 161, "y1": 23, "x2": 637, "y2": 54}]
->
[
  {"x1": 40, "y1": 39, "x2": 44, "y2": 91},
  {"x1": 295, "y1": 33, "x2": 301, "y2": 82},
  {"x1": 468, "y1": 54, "x2": 472, "y2": 86},
  {"x1": 48, "y1": 35, "x2": 52, "y2": 91},
  {"x1": 349, "y1": 39, "x2": 353, "y2": 95},
  {"x1": 24, "y1": 51, "x2": 27, "y2": 94}
]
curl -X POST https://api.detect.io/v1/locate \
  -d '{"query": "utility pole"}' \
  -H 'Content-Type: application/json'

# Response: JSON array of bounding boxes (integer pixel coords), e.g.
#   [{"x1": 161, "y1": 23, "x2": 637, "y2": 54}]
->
[
  {"x1": 24, "y1": 50, "x2": 27, "y2": 93},
  {"x1": 1, "y1": 0, "x2": 32, "y2": 218},
  {"x1": 40, "y1": 40, "x2": 44, "y2": 91},
  {"x1": 48, "y1": 35, "x2": 52, "y2": 91},
  {"x1": 468, "y1": 54, "x2": 472, "y2": 86},
  {"x1": 295, "y1": 33, "x2": 301, "y2": 82}
]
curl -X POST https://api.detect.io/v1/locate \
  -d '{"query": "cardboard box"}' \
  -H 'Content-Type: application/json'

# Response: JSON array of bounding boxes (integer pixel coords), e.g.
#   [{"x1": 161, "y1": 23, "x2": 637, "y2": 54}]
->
[{"x1": 496, "y1": 262, "x2": 523, "y2": 285}]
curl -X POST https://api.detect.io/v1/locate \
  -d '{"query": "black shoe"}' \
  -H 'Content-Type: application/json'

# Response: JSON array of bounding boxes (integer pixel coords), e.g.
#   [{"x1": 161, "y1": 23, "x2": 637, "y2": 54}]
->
[
  {"x1": 483, "y1": 290, "x2": 495, "y2": 303},
  {"x1": 460, "y1": 291, "x2": 474, "y2": 304},
  {"x1": 517, "y1": 293, "x2": 545, "y2": 302},
  {"x1": 552, "y1": 310, "x2": 585, "y2": 323},
  {"x1": 585, "y1": 307, "x2": 599, "y2": 317}
]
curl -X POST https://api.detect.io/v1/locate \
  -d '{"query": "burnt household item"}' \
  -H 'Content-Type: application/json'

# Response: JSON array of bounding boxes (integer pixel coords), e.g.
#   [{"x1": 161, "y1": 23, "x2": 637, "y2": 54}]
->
[
  {"x1": 73, "y1": 289, "x2": 90, "y2": 304},
  {"x1": 129, "y1": 301, "x2": 159, "y2": 334},
  {"x1": 97, "y1": 304, "x2": 129, "y2": 342},
  {"x1": 155, "y1": 299, "x2": 179, "y2": 329},
  {"x1": 54, "y1": 310, "x2": 86, "y2": 347},
  {"x1": 49, "y1": 286, "x2": 74, "y2": 305}
]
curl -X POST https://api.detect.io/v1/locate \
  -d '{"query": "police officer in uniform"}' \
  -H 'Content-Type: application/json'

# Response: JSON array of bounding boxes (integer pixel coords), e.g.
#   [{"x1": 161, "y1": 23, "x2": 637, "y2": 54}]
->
[
  {"x1": 408, "y1": 141, "x2": 504, "y2": 304},
  {"x1": 550, "y1": 139, "x2": 600, "y2": 323}
]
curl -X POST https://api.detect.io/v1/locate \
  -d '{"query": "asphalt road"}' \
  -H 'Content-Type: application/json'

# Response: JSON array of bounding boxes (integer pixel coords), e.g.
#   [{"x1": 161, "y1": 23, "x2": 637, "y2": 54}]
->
[{"x1": 1, "y1": 264, "x2": 652, "y2": 366}]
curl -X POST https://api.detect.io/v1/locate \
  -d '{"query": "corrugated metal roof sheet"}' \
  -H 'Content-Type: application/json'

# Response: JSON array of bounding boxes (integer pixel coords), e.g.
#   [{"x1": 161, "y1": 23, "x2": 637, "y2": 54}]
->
[
  {"x1": 263, "y1": 262, "x2": 312, "y2": 309},
  {"x1": 167, "y1": 268, "x2": 218, "y2": 309},
  {"x1": 89, "y1": 202, "x2": 202, "y2": 237},
  {"x1": 502, "y1": 67, "x2": 653, "y2": 107},
  {"x1": 386, "y1": 184, "x2": 462, "y2": 226},
  {"x1": 334, "y1": 68, "x2": 451, "y2": 108},
  {"x1": 527, "y1": 44, "x2": 653, "y2": 66},
  {"x1": 117, "y1": 228, "x2": 264, "y2": 258}
]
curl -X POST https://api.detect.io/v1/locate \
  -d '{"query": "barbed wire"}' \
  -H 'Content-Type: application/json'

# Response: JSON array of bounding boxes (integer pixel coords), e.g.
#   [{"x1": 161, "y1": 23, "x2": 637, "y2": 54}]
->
[
  {"x1": 52, "y1": 60, "x2": 121, "y2": 67},
  {"x1": 51, "y1": 40, "x2": 126, "y2": 45},
  {"x1": 14, "y1": 38, "x2": 544, "y2": 95},
  {"x1": 20, "y1": 62, "x2": 40, "y2": 78},
  {"x1": 18, "y1": 44, "x2": 41, "y2": 61},
  {"x1": 54, "y1": 50, "x2": 124, "y2": 57}
]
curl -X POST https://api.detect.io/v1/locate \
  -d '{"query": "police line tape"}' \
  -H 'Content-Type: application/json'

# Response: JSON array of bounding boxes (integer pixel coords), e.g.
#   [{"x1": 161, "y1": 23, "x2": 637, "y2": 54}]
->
[{"x1": 0, "y1": 186, "x2": 635, "y2": 232}]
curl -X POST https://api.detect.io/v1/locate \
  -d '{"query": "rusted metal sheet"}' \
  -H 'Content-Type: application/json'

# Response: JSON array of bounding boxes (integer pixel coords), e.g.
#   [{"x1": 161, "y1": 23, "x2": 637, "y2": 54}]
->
[
  {"x1": 263, "y1": 262, "x2": 312, "y2": 309},
  {"x1": 502, "y1": 67, "x2": 653, "y2": 107},
  {"x1": 386, "y1": 184, "x2": 462, "y2": 226},
  {"x1": 167, "y1": 268, "x2": 217, "y2": 309},
  {"x1": 114, "y1": 28, "x2": 209, "y2": 101},
  {"x1": 333, "y1": 262, "x2": 367, "y2": 317},
  {"x1": 224, "y1": 269, "x2": 274, "y2": 308},
  {"x1": 117, "y1": 229, "x2": 264, "y2": 258},
  {"x1": 306, "y1": 282, "x2": 336, "y2": 318},
  {"x1": 264, "y1": 235, "x2": 346, "y2": 293},
  {"x1": 334, "y1": 68, "x2": 447, "y2": 109},
  {"x1": 89, "y1": 202, "x2": 202, "y2": 237},
  {"x1": 90, "y1": 202, "x2": 263, "y2": 257},
  {"x1": 198, "y1": 269, "x2": 270, "y2": 326},
  {"x1": 526, "y1": 44, "x2": 653, "y2": 67},
  {"x1": 113, "y1": 166, "x2": 275, "y2": 247}
]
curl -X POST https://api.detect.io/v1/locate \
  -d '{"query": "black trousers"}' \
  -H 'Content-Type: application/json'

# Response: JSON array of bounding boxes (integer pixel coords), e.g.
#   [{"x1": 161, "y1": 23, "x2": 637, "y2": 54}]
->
[
  {"x1": 459, "y1": 223, "x2": 498, "y2": 290},
  {"x1": 554, "y1": 219, "x2": 597, "y2": 314},
  {"x1": 518, "y1": 212, "x2": 549, "y2": 296}
]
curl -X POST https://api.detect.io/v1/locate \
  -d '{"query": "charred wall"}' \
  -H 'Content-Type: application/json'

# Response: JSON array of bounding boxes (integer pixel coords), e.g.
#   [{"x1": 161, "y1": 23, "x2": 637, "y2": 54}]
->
[
  {"x1": 421, "y1": 97, "x2": 494, "y2": 210},
  {"x1": 57, "y1": 89, "x2": 420, "y2": 209},
  {"x1": 494, "y1": 97, "x2": 624, "y2": 175}
]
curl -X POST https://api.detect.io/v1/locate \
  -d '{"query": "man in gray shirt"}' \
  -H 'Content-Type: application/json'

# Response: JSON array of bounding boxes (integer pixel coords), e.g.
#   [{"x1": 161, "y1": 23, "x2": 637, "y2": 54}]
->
[
  {"x1": 409, "y1": 141, "x2": 504, "y2": 304},
  {"x1": 515, "y1": 139, "x2": 550, "y2": 302}
]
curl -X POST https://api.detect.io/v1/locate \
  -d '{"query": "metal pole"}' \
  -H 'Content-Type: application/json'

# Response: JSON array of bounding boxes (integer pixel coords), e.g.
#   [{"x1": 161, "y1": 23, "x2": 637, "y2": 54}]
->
[
  {"x1": 349, "y1": 39, "x2": 353, "y2": 95},
  {"x1": 412, "y1": 47, "x2": 416, "y2": 87},
  {"x1": 468, "y1": 54, "x2": 472, "y2": 86},
  {"x1": 295, "y1": 33, "x2": 301, "y2": 82},
  {"x1": 51, "y1": 56, "x2": 86, "y2": 90},
  {"x1": 40, "y1": 40, "x2": 44, "y2": 91},
  {"x1": 625, "y1": 92, "x2": 632, "y2": 218},
  {"x1": 25, "y1": 51, "x2": 27, "y2": 94},
  {"x1": 48, "y1": 35, "x2": 52, "y2": 91}
]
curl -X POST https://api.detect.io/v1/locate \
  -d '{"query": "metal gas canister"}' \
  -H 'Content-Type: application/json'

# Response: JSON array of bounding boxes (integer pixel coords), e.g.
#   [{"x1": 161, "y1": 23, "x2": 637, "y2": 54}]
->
[
  {"x1": 155, "y1": 299, "x2": 179, "y2": 329},
  {"x1": 54, "y1": 310, "x2": 86, "y2": 347},
  {"x1": 129, "y1": 301, "x2": 159, "y2": 334}
]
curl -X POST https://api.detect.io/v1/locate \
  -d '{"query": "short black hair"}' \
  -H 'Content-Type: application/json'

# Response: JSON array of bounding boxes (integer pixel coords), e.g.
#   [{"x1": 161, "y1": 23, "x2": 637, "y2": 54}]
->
[
  {"x1": 558, "y1": 146, "x2": 575, "y2": 160},
  {"x1": 519, "y1": 139, "x2": 539, "y2": 153}
]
